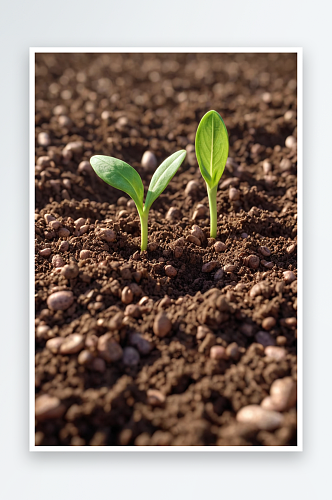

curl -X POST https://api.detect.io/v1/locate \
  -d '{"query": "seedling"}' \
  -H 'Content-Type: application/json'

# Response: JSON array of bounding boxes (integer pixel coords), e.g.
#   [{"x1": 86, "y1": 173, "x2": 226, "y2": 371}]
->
[
  {"x1": 90, "y1": 150, "x2": 186, "y2": 251},
  {"x1": 195, "y1": 110, "x2": 229, "y2": 238}
]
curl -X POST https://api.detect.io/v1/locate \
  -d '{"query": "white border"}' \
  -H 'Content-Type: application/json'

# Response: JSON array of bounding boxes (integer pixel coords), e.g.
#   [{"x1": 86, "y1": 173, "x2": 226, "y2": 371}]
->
[{"x1": 30, "y1": 47, "x2": 303, "y2": 452}]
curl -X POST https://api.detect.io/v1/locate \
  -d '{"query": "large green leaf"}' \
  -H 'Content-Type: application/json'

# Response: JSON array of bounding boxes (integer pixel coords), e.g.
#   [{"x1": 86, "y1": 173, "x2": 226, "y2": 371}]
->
[
  {"x1": 195, "y1": 110, "x2": 229, "y2": 188},
  {"x1": 90, "y1": 155, "x2": 144, "y2": 210},
  {"x1": 144, "y1": 150, "x2": 186, "y2": 212}
]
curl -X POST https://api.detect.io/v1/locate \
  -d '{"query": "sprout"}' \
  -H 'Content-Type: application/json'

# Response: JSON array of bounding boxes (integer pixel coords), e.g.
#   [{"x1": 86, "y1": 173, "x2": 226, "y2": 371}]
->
[
  {"x1": 90, "y1": 150, "x2": 186, "y2": 251},
  {"x1": 195, "y1": 110, "x2": 229, "y2": 238}
]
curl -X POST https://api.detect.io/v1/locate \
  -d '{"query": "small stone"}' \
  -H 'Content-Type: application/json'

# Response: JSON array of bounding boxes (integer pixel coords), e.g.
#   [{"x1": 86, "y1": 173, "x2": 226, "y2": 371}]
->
[
  {"x1": 77, "y1": 350, "x2": 93, "y2": 366},
  {"x1": 99, "y1": 228, "x2": 116, "y2": 243},
  {"x1": 196, "y1": 325, "x2": 212, "y2": 340},
  {"x1": 246, "y1": 255, "x2": 260, "y2": 269},
  {"x1": 64, "y1": 141, "x2": 83, "y2": 154},
  {"x1": 191, "y1": 225, "x2": 205, "y2": 242},
  {"x1": 60, "y1": 263, "x2": 79, "y2": 279},
  {"x1": 280, "y1": 158, "x2": 292, "y2": 171},
  {"x1": 59, "y1": 240, "x2": 69, "y2": 252},
  {"x1": 284, "y1": 317, "x2": 297, "y2": 327},
  {"x1": 251, "y1": 143, "x2": 264, "y2": 155},
  {"x1": 220, "y1": 177, "x2": 240, "y2": 189},
  {"x1": 214, "y1": 269, "x2": 224, "y2": 281},
  {"x1": 36, "y1": 325, "x2": 51, "y2": 339},
  {"x1": 286, "y1": 244, "x2": 296, "y2": 254},
  {"x1": 118, "y1": 210, "x2": 128, "y2": 218},
  {"x1": 148, "y1": 242, "x2": 158, "y2": 251},
  {"x1": 130, "y1": 333, "x2": 153, "y2": 355},
  {"x1": 224, "y1": 264, "x2": 236, "y2": 273},
  {"x1": 192, "y1": 204, "x2": 207, "y2": 219},
  {"x1": 153, "y1": 313, "x2": 172, "y2": 337},
  {"x1": 108, "y1": 312, "x2": 124, "y2": 330},
  {"x1": 270, "y1": 377, "x2": 297, "y2": 411},
  {"x1": 283, "y1": 270, "x2": 296, "y2": 283},
  {"x1": 262, "y1": 160, "x2": 272, "y2": 174},
  {"x1": 264, "y1": 346, "x2": 287, "y2": 361},
  {"x1": 38, "y1": 132, "x2": 51, "y2": 147},
  {"x1": 198, "y1": 332, "x2": 216, "y2": 353},
  {"x1": 226, "y1": 342, "x2": 240, "y2": 360},
  {"x1": 127, "y1": 199, "x2": 136, "y2": 209},
  {"x1": 46, "y1": 337, "x2": 65, "y2": 354},
  {"x1": 44, "y1": 213, "x2": 55, "y2": 224},
  {"x1": 124, "y1": 304, "x2": 141, "y2": 318},
  {"x1": 121, "y1": 286, "x2": 134, "y2": 304},
  {"x1": 53, "y1": 104, "x2": 68, "y2": 116},
  {"x1": 262, "y1": 317, "x2": 276, "y2": 330},
  {"x1": 97, "y1": 335, "x2": 123, "y2": 362},
  {"x1": 202, "y1": 261, "x2": 218, "y2": 273},
  {"x1": 240, "y1": 323, "x2": 254, "y2": 337},
  {"x1": 186, "y1": 235, "x2": 201, "y2": 246},
  {"x1": 166, "y1": 207, "x2": 181, "y2": 220},
  {"x1": 35, "y1": 395, "x2": 65, "y2": 422},
  {"x1": 214, "y1": 241, "x2": 227, "y2": 253},
  {"x1": 91, "y1": 357, "x2": 106, "y2": 373},
  {"x1": 58, "y1": 228, "x2": 70, "y2": 238},
  {"x1": 255, "y1": 331, "x2": 276, "y2": 347},
  {"x1": 241, "y1": 233, "x2": 248, "y2": 239},
  {"x1": 37, "y1": 156, "x2": 51, "y2": 168},
  {"x1": 185, "y1": 180, "x2": 199, "y2": 196},
  {"x1": 229, "y1": 187, "x2": 240, "y2": 201},
  {"x1": 39, "y1": 248, "x2": 51, "y2": 257},
  {"x1": 147, "y1": 389, "x2": 165, "y2": 407},
  {"x1": 122, "y1": 347, "x2": 140, "y2": 366},
  {"x1": 174, "y1": 246, "x2": 183, "y2": 259},
  {"x1": 47, "y1": 291, "x2": 74, "y2": 311},
  {"x1": 74, "y1": 218, "x2": 86, "y2": 229},
  {"x1": 52, "y1": 254, "x2": 65, "y2": 268},
  {"x1": 285, "y1": 136, "x2": 296, "y2": 149},
  {"x1": 210, "y1": 345, "x2": 227, "y2": 360},
  {"x1": 79, "y1": 225, "x2": 90, "y2": 235},
  {"x1": 49, "y1": 220, "x2": 61, "y2": 230},
  {"x1": 141, "y1": 151, "x2": 157, "y2": 171},
  {"x1": 276, "y1": 336, "x2": 287, "y2": 346},
  {"x1": 59, "y1": 334, "x2": 85, "y2": 354},
  {"x1": 77, "y1": 160, "x2": 93, "y2": 174},
  {"x1": 261, "y1": 260, "x2": 274, "y2": 269},
  {"x1": 284, "y1": 110, "x2": 295, "y2": 121},
  {"x1": 259, "y1": 246, "x2": 271, "y2": 257},
  {"x1": 236, "y1": 405, "x2": 284, "y2": 431},
  {"x1": 165, "y1": 265, "x2": 177, "y2": 278},
  {"x1": 80, "y1": 249, "x2": 91, "y2": 260},
  {"x1": 58, "y1": 115, "x2": 72, "y2": 127}
]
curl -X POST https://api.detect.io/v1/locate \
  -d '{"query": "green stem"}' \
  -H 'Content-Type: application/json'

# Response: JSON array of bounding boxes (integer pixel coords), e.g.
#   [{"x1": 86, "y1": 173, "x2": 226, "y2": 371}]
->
[
  {"x1": 139, "y1": 210, "x2": 149, "y2": 251},
  {"x1": 207, "y1": 184, "x2": 218, "y2": 239}
]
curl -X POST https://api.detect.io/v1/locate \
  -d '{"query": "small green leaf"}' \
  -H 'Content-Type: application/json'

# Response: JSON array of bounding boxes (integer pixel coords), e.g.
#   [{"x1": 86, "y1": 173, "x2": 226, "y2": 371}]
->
[
  {"x1": 195, "y1": 110, "x2": 229, "y2": 188},
  {"x1": 144, "y1": 150, "x2": 186, "y2": 212},
  {"x1": 90, "y1": 155, "x2": 144, "y2": 210}
]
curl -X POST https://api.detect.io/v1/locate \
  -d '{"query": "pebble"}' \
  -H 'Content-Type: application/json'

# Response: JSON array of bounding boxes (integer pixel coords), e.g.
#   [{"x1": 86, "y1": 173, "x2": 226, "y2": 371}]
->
[
  {"x1": 192, "y1": 204, "x2": 207, "y2": 219},
  {"x1": 284, "y1": 110, "x2": 295, "y2": 121},
  {"x1": 35, "y1": 394, "x2": 65, "y2": 422},
  {"x1": 74, "y1": 218, "x2": 85, "y2": 229},
  {"x1": 44, "y1": 213, "x2": 55, "y2": 224},
  {"x1": 37, "y1": 156, "x2": 51, "y2": 168},
  {"x1": 122, "y1": 347, "x2": 140, "y2": 366},
  {"x1": 77, "y1": 350, "x2": 93, "y2": 366},
  {"x1": 236, "y1": 405, "x2": 284, "y2": 431},
  {"x1": 60, "y1": 263, "x2": 79, "y2": 279},
  {"x1": 286, "y1": 244, "x2": 296, "y2": 254},
  {"x1": 99, "y1": 228, "x2": 116, "y2": 243},
  {"x1": 165, "y1": 265, "x2": 177, "y2": 278},
  {"x1": 148, "y1": 242, "x2": 158, "y2": 251},
  {"x1": 80, "y1": 249, "x2": 91, "y2": 260},
  {"x1": 39, "y1": 248, "x2": 51, "y2": 257},
  {"x1": 59, "y1": 240, "x2": 69, "y2": 252},
  {"x1": 224, "y1": 264, "x2": 236, "y2": 273},
  {"x1": 118, "y1": 210, "x2": 128, "y2": 218},
  {"x1": 240, "y1": 323, "x2": 254, "y2": 337},
  {"x1": 198, "y1": 332, "x2": 216, "y2": 353},
  {"x1": 97, "y1": 335, "x2": 123, "y2": 362},
  {"x1": 259, "y1": 246, "x2": 271, "y2": 257},
  {"x1": 229, "y1": 187, "x2": 240, "y2": 201},
  {"x1": 186, "y1": 235, "x2": 201, "y2": 246},
  {"x1": 79, "y1": 225, "x2": 90, "y2": 235},
  {"x1": 262, "y1": 316, "x2": 276, "y2": 330},
  {"x1": 214, "y1": 241, "x2": 227, "y2": 252},
  {"x1": 64, "y1": 141, "x2": 83, "y2": 154},
  {"x1": 185, "y1": 180, "x2": 200, "y2": 196},
  {"x1": 265, "y1": 346, "x2": 287, "y2": 361},
  {"x1": 38, "y1": 132, "x2": 51, "y2": 147},
  {"x1": 108, "y1": 311, "x2": 124, "y2": 330},
  {"x1": 283, "y1": 270, "x2": 296, "y2": 283},
  {"x1": 210, "y1": 345, "x2": 227, "y2": 360},
  {"x1": 47, "y1": 291, "x2": 74, "y2": 310},
  {"x1": 262, "y1": 159, "x2": 272, "y2": 174},
  {"x1": 246, "y1": 255, "x2": 260, "y2": 269},
  {"x1": 226, "y1": 342, "x2": 240, "y2": 360},
  {"x1": 49, "y1": 220, "x2": 61, "y2": 231},
  {"x1": 127, "y1": 199, "x2": 136, "y2": 209},
  {"x1": 174, "y1": 246, "x2": 183, "y2": 259},
  {"x1": 46, "y1": 337, "x2": 65, "y2": 354},
  {"x1": 196, "y1": 325, "x2": 212, "y2": 340},
  {"x1": 36, "y1": 325, "x2": 50, "y2": 339},
  {"x1": 130, "y1": 333, "x2": 153, "y2": 355},
  {"x1": 255, "y1": 331, "x2": 276, "y2": 347},
  {"x1": 270, "y1": 377, "x2": 297, "y2": 411},
  {"x1": 91, "y1": 357, "x2": 106, "y2": 373},
  {"x1": 285, "y1": 136, "x2": 296, "y2": 149},
  {"x1": 58, "y1": 228, "x2": 70, "y2": 238},
  {"x1": 214, "y1": 269, "x2": 224, "y2": 280},
  {"x1": 147, "y1": 389, "x2": 165, "y2": 407},
  {"x1": 166, "y1": 207, "x2": 181, "y2": 220},
  {"x1": 124, "y1": 304, "x2": 141, "y2": 318},
  {"x1": 202, "y1": 261, "x2": 218, "y2": 273},
  {"x1": 276, "y1": 336, "x2": 287, "y2": 346},
  {"x1": 121, "y1": 286, "x2": 134, "y2": 304},
  {"x1": 59, "y1": 334, "x2": 85, "y2": 354},
  {"x1": 191, "y1": 225, "x2": 205, "y2": 242},
  {"x1": 77, "y1": 161, "x2": 93, "y2": 174},
  {"x1": 280, "y1": 158, "x2": 292, "y2": 171},
  {"x1": 153, "y1": 313, "x2": 172, "y2": 337},
  {"x1": 141, "y1": 151, "x2": 157, "y2": 171},
  {"x1": 241, "y1": 232, "x2": 248, "y2": 239},
  {"x1": 261, "y1": 260, "x2": 274, "y2": 269},
  {"x1": 284, "y1": 317, "x2": 297, "y2": 327},
  {"x1": 52, "y1": 255, "x2": 65, "y2": 268},
  {"x1": 58, "y1": 115, "x2": 72, "y2": 128},
  {"x1": 220, "y1": 177, "x2": 239, "y2": 189}
]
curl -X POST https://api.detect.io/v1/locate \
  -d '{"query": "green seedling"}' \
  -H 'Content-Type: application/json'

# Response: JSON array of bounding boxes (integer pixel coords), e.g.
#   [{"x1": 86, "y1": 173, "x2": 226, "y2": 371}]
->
[
  {"x1": 90, "y1": 150, "x2": 186, "y2": 251},
  {"x1": 195, "y1": 110, "x2": 229, "y2": 238}
]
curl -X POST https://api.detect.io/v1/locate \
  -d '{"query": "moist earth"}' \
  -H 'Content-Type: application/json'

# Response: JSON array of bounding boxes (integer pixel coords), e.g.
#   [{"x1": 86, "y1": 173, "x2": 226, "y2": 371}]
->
[{"x1": 34, "y1": 52, "x2": 298, "y2": 446}]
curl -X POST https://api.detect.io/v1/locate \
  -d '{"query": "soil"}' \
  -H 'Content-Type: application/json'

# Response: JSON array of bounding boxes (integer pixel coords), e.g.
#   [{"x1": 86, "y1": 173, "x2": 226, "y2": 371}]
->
[{"x1": 34, "y1": 52, "x2": 298, "y2": 447}]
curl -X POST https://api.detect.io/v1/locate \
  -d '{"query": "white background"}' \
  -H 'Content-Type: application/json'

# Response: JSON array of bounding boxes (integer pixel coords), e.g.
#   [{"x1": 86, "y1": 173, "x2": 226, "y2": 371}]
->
[{"x1": 0, "y1": 0, "x2": 330, "y2": 499}]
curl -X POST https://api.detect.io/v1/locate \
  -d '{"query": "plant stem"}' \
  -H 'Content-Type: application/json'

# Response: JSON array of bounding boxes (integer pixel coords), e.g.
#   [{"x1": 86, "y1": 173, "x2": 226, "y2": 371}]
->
[
  {"x1": 139, "y1": 211, "x2": 149, "y2": 251},
  {"x1": 207, "y1": 184, "x2": 218, "y2": 239}
]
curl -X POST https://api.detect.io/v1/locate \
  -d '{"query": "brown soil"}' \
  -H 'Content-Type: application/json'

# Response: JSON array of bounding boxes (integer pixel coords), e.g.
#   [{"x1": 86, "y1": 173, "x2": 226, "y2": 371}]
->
[{"x1": 34, "y1": 52, "x2": 298, "y2": 446}]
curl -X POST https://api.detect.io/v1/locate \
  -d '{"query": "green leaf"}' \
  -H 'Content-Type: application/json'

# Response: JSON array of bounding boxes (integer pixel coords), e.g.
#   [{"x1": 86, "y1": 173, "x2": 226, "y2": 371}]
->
[
  {"x1": 195, "y1": 110, "x2": 229, "y2": 188},
  {"x1": 144, "y1": 150, "x2": 186, "y2": 212},
  {"x1": 90, "y1": 155, "x2": 144, "y2": 211}
]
